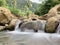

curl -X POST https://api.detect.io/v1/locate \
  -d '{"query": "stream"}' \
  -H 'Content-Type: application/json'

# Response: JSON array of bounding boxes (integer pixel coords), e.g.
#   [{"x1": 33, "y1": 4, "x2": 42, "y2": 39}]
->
[{"x1": 0, "y1": 20, "x2": 60, "y2": 45}]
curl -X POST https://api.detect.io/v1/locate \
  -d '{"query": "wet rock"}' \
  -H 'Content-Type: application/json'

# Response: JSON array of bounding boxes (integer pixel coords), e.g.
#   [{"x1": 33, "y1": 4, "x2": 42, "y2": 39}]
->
[
  {"x1": 6, "y1": 19, "x2": 19, "y2": 31},
  {"x1": 56, "y1": 23, "x2": 60, "y2": 33}
]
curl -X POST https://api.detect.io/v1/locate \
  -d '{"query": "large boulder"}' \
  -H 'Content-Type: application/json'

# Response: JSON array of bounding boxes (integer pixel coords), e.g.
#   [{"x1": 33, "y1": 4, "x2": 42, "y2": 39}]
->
[
  {"x1": 5, "y1": 19, "x2": 19, "y2": 30},
  {"x1": 45, "y1": 15, "x2": 60, "y2": 33},
  {"x1": 0, "y1": 7, "x2": 18, "y2": 31},
  {"x1": 39, "y1": 13, "x2": 56, "y2": 20},
  {"x1": 0, "y1": 7, "x2": 17, "y2": 24},
  {"x1": 48, "y1": 4, "x2": 60, "y2": 15},
  {"x1": 39, "y1": 4, "x2": 60, "y2": 20},
  {"x1": 56, "y1": 23, "x2": 60, "y2": 33}
]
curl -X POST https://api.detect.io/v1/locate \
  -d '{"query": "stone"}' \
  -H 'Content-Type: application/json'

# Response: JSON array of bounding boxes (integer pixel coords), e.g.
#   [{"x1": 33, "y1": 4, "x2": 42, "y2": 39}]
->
[
  {"x1": 56, "y1": 23, "x2": 60, "y2": 34},
  {"x1": 6, "y1": 19, "x2": 19, "y2": 30},
  {"x1": 0, "y1": 7, "x2": 17, "y2": 24},
  {"x1": 0, "y1": 26, "x2": 6, "y2": 31},
  {"x1": 45, "y1": 17, "x2": 59, "y2": 33},
  {"x1": 39, "y1": 4, "x2": 60, "y2": 20},
  {"x1": 28, "y1": 14, "x2": 39, "y2": 21}
]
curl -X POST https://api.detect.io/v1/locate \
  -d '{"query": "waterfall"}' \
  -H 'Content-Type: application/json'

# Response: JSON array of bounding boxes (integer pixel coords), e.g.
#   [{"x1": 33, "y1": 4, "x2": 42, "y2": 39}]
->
[
  {"x1": 14, "y1": 19, "x2": 21, "y2": 31},
  {"x1": 7, "y1": 19, "x2": 22, "y2": 33},
  {"x1": 56, "y1": 23, "x2": 60, "y2": 33},
  {"x1": 18, "y1": 20, "x2": 46, "y2": 33},
  {"x1": 8, "y1": 20, "x2": 46, "y2": 33}
]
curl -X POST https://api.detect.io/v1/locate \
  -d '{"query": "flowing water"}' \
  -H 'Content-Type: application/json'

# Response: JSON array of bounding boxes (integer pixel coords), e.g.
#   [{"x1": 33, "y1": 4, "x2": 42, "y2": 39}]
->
[{"x1": 0, "y1": 20, "x2": 60, "y2": 45}]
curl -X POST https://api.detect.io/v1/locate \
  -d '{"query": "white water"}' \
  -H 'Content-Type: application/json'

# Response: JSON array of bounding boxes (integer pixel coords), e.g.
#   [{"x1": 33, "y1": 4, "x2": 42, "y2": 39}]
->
[
  {"x1": 56, "y1": 23, "x2": 60, "y2": 34},
  {"x1": 0, "y1": 32, "x2": 60, "y2": 45},
  {"x1": 7, "y1": 20, "x2": 47, "y2": 35},
  {"x1": 14, "y1": 20, "x2": 21, "y2": 31},
  {"x1": 0, "y1": 20, "x2": 60, "y2": 45}
]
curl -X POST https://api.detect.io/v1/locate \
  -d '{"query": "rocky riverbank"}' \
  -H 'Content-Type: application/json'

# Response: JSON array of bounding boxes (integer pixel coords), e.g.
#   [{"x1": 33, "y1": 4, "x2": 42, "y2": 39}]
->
[{"x1": 0, "y1": 4, "x2": 60, "y2": 33}]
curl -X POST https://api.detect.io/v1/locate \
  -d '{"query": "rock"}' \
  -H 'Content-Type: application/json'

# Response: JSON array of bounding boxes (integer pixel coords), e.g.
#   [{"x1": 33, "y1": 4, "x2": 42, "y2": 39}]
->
[
  {"x1": 54, "y1": 15, "x2": 60, "y2": 33},
  {"x1": 19, "y1": 16, "x2": 29, "y2": 22},
  {"x1": 5, "y1": 19, "x2": 19, "y2": 30},
  {"x1": 28, "y1": 14, "x2": 39, "y2": 21},
  {"x1": 19, "y1": 14, "x2": 40, "y2": 23},
  {"x1": 19, "y1": 20, "x2": 46, "y2": 32},
  {"x1": 0, "y1": 26, "x2": 6, "y2": 31},
  {"x1": 38, "y1": 13, "x2": 56, "y2": 20},
  {"x1": 0, "y1": 7, "x2": 17, "y2": 24},
  {"x1": 56, "y1": 23, "x2": 60, "y2": 33},
  {"x1": 45, "y1": 17, "x2": 59, "y2": 33},
  {"x1": 47, "y1": 4, "x2": 60, "y2": 19},
  {"x1": 48, "y1": 4, "x2": 60, "y2": 14},
  {"x1": 39, "y1": 4, "x2": 60, "y2": 20},
  {"x1": 38, "y1": 14, "x2": 48, "y2": 20},
  {"x1": 0, "y1": 7, "x2": 19, "y2": 31}
]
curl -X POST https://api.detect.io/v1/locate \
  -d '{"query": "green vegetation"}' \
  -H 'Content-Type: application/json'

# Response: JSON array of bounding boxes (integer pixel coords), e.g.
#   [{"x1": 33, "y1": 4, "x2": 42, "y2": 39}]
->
[
  {"x1": 0, "y1": 0, "x2": 34, "y2": 16},
  {"x1": 0, "y1": 0, "x2": 7, "y2": 6},
  {"x1": 5, "y1": 0, "x2": 39, "y2": 16},
  {"x1": 0, "y1": 0, "x2": 60, "y2": 16},
  {"x1": 35, "y1": 0, "x2": 60, "y2": 16}
]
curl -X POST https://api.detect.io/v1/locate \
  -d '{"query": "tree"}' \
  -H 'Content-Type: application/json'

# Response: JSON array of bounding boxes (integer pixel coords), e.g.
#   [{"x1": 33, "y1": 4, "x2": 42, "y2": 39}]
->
[
  {"x1": 0, "y1": 0, "x2": 7, "y2": 6},
  {"x1": 11, "y1": 0, "x2": 17, "y2": 8},
  {"x1": 24, "y1": 0, "x2": 32, "y2": 16},
  {"x1": 35, "y1": 0, "x2": 60, "y2": 16}
]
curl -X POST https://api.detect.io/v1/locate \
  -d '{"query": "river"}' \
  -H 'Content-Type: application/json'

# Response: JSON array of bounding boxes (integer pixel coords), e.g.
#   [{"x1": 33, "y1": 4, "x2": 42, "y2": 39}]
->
[
  {"x1": 0, "y1": 20, "x2": 60, "y2": 45},
  {"x1": 0, "y1": 31, "x2": 60, "y2": 45}
]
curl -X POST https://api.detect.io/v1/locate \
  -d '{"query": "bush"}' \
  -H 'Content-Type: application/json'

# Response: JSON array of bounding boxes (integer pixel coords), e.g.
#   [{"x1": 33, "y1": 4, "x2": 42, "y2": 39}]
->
[
  {"x1": 0, "y1": 0, "x2": 8, "y2": 6},
  {"x1": 8, "y1": 7, "x2": 21, "y2": 15},
  {"x1": 6, "y1": 6, "x2": 32, "y2": 17},
  {"x1": 35, "y1": 0, "x2": 60, "y2": 16},
  {"x1": 0, "y1": 0, "x2": 33, "y2": 17}
]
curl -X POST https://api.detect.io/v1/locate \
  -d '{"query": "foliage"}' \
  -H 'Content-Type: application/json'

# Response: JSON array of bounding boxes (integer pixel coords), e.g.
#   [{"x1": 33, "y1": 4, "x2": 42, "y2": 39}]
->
[
  {"x1": 0, "y1": 0, "x2": 33, "y2": 17},
  {"x1": 35, "y1": 0, "x2": 60, "y2": 16},
  {"x1": 24, "y1": 0, "x2": 33, "y2": 16},
  {"x1": 6, "y1": 5, "x2": 32, "y2": 17},
  {"x1": 6, "y1": 0, "x2": 39, "y2": 12},
  {"x1": 11, "y1": 0, "x2": 17, "y2": 8},
  {"x1": 0, "y1": 0, "x2": 8, "y2": 6}
]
